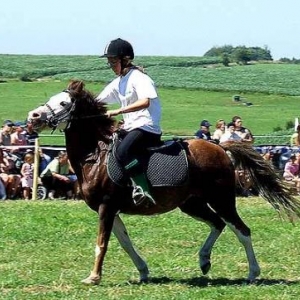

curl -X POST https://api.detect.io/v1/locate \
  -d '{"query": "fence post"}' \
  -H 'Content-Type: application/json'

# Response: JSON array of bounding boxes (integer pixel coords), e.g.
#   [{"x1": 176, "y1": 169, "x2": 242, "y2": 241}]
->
[{"x1": 32, "y1": 138, "x2": 40, "y2": 200}]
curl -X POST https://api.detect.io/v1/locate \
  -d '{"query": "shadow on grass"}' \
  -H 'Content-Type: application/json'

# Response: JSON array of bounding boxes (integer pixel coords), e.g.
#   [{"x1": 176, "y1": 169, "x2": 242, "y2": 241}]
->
[{"x1": 129, "y1": 276, "x2": 300, "y2": 287}]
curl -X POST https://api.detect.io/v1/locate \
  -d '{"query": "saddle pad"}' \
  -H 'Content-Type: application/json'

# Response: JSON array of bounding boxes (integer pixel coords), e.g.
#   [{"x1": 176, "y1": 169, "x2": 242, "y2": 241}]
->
[{"x1": 107, "y1": 141, "x2": 189, "y2": 187}]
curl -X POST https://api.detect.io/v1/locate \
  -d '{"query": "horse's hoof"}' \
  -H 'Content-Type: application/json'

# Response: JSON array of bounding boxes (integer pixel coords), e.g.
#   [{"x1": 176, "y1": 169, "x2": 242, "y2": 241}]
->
[
  {"x1": 140, "y1": 277, "x2": 149, "y2": 284},
  {"x1": 246, "y1": 269, "x2": 261, "y2": 283},
  {"x1": 200, "y1": 262, "x2": 211, "y2": 275},
  {"x1": 81, "y1": 275, "x2": 100, "y2": 285}
]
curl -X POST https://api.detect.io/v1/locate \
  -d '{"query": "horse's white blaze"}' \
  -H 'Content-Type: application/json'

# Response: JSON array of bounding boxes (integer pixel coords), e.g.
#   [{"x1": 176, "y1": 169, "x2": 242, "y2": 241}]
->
[
  {"x1": 28, "y1": 92, "x2": 70, "y2": 119},
  {"x1": 47, "y1": 92, "x2": 72, "y2": 114}
]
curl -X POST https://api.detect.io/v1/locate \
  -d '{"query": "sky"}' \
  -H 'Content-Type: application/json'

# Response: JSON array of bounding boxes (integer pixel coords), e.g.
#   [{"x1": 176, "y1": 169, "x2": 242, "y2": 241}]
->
[{"x1": 1, "y1": 0, "x2": 299, "y2": 60}]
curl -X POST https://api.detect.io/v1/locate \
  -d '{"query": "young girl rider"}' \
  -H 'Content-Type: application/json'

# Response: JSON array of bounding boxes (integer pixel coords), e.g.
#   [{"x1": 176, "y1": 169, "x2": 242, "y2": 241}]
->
[{"x1": 96, "y1": 38, "x2": 162, "y2": 205}]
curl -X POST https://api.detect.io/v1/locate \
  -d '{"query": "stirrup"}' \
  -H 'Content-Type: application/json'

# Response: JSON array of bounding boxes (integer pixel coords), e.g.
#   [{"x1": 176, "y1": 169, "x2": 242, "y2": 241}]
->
[{"x1": 132, "y1": 186, "x2": 156, "y2": 206}]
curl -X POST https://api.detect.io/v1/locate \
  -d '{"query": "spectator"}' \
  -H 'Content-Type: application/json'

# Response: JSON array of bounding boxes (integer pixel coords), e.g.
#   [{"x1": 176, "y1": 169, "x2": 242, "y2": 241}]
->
[
  {"x1": 24, "y1": 121, "x2": 39, "y2": 146},
  {"x1": 37, "y1": 148, "x2": 51, "y2": 174},
  {"x1": 195, "y1": 120, "x2": 212, "y2": 140},
  {"x1": 0, "y1": 120, "x2": 14, "y2": 146},
  {"x1": 10, "y1": 121, "x2": 27, "y2": 154},
  {"x1": 220, "y1": 122, "x2": 252, "y2": 196},
  {"x1": 283, "y1": 154, "x2": 300, "y2": 194},
  {"x1": 0, "y1": 148, "x2": 21, "y2": 199},
  {"x1": 40, "y1": 151, "x2": 77, "y2": 199},
  {"x1": 20, "y1": 153, "x2": 34, "y2": 200},
  {"x1": 212, "y1": 119, "x2": 226, "y2": 143},
  {"x1": 262, "y1": 150, "x2": 274, "y2": 166},
  {"x1": 290, "y1": 124, "x2": 300, "y2": 147},
  {"x1": 220, "y1": 122, "x2": 242, "y2": 143},
  {"x1": 232, "y1": 116, "x2": 254, "y2": 144},
  {"x1": 0, "y1": 177, "x2": 6, "y2": 200}
]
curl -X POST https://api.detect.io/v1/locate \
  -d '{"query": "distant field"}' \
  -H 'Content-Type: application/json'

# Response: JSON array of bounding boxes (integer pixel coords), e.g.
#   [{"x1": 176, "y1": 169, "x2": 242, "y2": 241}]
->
[
  {"x1": 1, "y1": 54, "x2": 300, "y2": 95},
  {"x1": 0, "y1": 55, "x2": 299, "y2": 145}
]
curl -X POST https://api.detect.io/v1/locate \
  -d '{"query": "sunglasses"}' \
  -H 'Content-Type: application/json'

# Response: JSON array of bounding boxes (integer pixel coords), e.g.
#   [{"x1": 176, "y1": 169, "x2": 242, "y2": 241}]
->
[{"x1": 107, "y1": 59, "x2": 119, "y2": 67}]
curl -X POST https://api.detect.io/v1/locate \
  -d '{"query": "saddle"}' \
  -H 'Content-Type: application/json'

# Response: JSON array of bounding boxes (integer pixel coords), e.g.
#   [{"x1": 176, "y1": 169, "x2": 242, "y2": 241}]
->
[{"x1": 107, "y1": 138, "x2": 189, "y2": 187}]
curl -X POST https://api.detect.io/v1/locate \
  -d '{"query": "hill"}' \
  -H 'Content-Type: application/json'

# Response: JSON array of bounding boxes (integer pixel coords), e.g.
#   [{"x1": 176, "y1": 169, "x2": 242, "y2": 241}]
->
[{"x1": 1, "y1": 54, "x2": 300, "y2": 96}]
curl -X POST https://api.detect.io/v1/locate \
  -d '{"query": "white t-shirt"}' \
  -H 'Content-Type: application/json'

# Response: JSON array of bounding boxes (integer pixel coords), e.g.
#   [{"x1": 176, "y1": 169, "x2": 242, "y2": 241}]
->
[
  {"x1": 96, "y1": 69, "x2": 161, "y2": 134},
  {"x1": 220, "y1": 131, "x2": 242, "y2": 143}
]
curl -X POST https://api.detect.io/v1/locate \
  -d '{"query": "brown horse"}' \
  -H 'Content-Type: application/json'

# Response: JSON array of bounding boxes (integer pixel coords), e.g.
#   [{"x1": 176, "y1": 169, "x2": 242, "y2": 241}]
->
[{"x1": 28, "y1": 80, "x2": 300, "y2": 285}]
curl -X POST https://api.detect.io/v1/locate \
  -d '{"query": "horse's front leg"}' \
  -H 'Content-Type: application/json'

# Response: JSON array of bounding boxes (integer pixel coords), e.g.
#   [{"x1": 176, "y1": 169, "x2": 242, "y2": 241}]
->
[
  {"x1": 81, "y1": 204, "x2": 115, "y2": 285},
  {"x1": 113, "y1": 214, "x2": 149, "y2": 282}
]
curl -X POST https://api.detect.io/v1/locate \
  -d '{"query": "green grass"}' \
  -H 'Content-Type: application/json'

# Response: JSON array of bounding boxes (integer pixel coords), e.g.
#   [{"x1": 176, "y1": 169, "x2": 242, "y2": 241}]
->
[
  {"x1": 0, "y1": 80, "x2": 299, "y2": 146},
  {"x1": 0, "y1": 198, "x2": 300, "y2": 299},
  {"x1": 1, "y1": 55, "x2": 300, "y2": 145}
]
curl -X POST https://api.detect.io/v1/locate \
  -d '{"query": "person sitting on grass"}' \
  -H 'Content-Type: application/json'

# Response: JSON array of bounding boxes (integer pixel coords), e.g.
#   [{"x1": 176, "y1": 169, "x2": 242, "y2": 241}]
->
[
  {"x1": 0, "y1": 148, "x2": 21, "y2": 199},
  {"x1": 195, "y1": 120, "x2": 212, "y2": 140},
  {"x1": 40, "y1": 151, "x2": 77, "y2": 200},
  {"x1": 283, "y1": 153, "x2": 300, "y2": 195}
]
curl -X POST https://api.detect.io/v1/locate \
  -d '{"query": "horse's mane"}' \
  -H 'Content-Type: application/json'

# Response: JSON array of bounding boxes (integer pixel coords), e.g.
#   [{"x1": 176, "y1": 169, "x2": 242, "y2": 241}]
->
[{"x1": 66, "y1": 80, "x2": 115, "y2": 139}]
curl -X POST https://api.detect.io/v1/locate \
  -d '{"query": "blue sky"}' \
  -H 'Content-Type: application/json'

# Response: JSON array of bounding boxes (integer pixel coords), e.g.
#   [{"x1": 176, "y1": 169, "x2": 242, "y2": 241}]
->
[{"x1": 1, "y1": 0, "x2": 299, "y2": 59}]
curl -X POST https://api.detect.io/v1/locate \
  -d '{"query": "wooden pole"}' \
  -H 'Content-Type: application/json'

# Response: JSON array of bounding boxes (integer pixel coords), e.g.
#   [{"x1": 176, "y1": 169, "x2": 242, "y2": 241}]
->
[{"x1": 32, "y1": 138, "x2": 40, "y2": 200}]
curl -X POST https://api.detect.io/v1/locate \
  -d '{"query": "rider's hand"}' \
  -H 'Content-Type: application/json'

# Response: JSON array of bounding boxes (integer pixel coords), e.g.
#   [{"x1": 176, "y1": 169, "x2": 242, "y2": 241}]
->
[{"x1": 106, "y1": 108, "x2": 122, "y2": 118}]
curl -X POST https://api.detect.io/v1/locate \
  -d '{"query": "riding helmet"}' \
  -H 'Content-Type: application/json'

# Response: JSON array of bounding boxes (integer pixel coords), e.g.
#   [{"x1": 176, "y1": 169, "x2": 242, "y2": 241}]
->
[{"x1": 102, "y1": 38, "x2": 134, "y2": 59}]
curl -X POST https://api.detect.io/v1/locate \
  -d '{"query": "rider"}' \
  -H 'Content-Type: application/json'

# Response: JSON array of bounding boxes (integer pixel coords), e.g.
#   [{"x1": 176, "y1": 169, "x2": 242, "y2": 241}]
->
[{"x1": 96, "y1": 38, "x2": 162, "y2": 205}]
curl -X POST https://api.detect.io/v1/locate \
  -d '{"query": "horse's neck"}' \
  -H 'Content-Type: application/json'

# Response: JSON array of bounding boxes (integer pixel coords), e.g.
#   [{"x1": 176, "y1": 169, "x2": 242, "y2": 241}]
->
[{"x1": 65, "y1": 131, "x2": 109, "y2": 166}]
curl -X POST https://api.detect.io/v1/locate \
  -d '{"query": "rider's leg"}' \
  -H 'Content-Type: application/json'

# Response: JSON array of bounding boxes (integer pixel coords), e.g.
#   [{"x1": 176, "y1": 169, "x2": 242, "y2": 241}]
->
[{"x1": 116, "y1": 129, "x2": 160, "y2": 204}]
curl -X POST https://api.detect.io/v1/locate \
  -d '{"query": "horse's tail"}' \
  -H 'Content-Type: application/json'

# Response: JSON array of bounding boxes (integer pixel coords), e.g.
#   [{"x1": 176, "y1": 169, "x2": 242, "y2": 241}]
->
[{"x1": 221, "y1": 141, "x2": 300, "y2": 221}]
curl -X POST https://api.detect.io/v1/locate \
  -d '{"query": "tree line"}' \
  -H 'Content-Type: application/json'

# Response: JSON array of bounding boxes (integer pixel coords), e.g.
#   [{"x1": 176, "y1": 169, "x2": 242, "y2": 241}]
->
[{"x1": 204, "y1": 45, "x2": 273, "y2": 65}]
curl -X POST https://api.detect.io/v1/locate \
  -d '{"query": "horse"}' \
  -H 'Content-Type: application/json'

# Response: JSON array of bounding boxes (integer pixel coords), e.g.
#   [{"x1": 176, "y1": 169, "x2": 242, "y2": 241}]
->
[{"x1": 27, "y1": 80, "x2": 300, "y2": 285}]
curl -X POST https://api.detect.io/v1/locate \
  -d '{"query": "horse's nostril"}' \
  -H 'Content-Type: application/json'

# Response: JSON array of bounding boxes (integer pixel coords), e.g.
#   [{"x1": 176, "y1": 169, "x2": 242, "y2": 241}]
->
[{"x1": 32, "y1": 113, "x2": 41, "y2": 118}]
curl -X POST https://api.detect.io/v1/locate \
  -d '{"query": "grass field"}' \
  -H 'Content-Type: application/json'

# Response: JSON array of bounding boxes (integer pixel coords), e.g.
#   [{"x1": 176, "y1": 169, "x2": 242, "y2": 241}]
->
[
  {"x1": 1, "y1": 56, "x2": 300, "y2": 299},
  {"x1": 0, "y1": 80, "x2": 298, "y2": 145},
  {"x1": 1, "y1": 55, "x2": 300, "y2": 96},
  {"x1": 0, "y1": 198, "x2": 299, "y2": 299},
  {"x1": 1, "y1": 55, "x2": 300, "y2": 145}
]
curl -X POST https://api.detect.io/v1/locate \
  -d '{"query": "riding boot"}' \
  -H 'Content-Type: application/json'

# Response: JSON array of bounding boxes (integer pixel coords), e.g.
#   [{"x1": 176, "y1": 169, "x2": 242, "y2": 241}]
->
[{"x1": 125, "y1": 159, "x2": 155, "y2": 205}]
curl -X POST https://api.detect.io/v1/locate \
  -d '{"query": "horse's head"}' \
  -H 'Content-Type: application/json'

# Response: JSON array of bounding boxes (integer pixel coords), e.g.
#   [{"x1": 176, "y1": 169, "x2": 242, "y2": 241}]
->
[
  {"x1": 27, "y1": 80, "x2": 115, "y2": 138},
  {"x1": 27, "y1": 90, "x2": 74, "y2": 132}
]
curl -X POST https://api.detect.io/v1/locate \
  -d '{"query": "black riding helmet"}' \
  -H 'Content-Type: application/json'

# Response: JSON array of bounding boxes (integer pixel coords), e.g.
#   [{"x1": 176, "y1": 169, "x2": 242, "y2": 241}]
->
[{"x1": 101, "y1": 38, "x2": 134, "y2": 59}]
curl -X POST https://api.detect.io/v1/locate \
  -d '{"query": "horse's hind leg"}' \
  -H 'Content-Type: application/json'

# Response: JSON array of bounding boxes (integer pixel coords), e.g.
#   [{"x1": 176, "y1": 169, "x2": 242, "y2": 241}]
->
[
  {"x1": 209, "y1": 197, "x2": 261, "y2": 282},
  {"x1": 112, "y1": 215, "x2": 149, "y2": 282},
  {"x1": 180, "y1": 198, "x2": 226, "y2": 276}
]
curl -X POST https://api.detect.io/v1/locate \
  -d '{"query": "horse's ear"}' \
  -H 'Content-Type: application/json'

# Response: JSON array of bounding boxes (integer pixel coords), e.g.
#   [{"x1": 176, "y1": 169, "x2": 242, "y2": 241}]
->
[{"x1": 67, "y1": 80, "x2": 85, "y2": 93}]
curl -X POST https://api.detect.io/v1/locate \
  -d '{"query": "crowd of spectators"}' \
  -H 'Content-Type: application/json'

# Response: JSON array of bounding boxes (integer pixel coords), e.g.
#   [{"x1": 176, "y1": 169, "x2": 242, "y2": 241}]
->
[
  {"x1": 1, "y1": 115, "x2": 298, "y2": 200},
  {"x1": 195, "y1": 115, "x2": 256, "y2": 197},
  {"x1": 0, "y1": 120, "x2": 78, "y2": 200},
  {"x1": 195, "y1": 115, "x2": 300, "y2": 197},
  {"x1": 195, "y1": 115, "x2": 254, "y2": 144}
]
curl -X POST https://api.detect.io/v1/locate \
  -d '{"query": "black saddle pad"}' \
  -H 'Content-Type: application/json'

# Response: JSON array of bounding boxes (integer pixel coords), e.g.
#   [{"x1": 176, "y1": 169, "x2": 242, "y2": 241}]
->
[{"x1": 107, "y1": 140, "x2": 189, "y2": 187}]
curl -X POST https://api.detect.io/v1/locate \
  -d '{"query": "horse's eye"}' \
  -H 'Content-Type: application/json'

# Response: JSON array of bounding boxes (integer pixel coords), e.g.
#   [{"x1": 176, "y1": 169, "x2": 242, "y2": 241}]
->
[{"x1": 60, "y1": 101, "x2": 68, "y2": 107}]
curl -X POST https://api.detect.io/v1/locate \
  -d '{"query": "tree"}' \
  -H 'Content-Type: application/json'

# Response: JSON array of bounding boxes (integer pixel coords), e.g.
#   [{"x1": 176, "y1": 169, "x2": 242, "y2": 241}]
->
[
  {"x1": 222, "y1": 53, "x2": 230, "y2": 67},
  {"x1": 234, "y1": 47, "x2": 251, "y2": 65}
]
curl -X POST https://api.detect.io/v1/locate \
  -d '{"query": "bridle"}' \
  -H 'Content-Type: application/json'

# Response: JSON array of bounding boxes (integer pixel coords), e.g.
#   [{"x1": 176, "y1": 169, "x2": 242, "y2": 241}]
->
[
  {"x1": 45, "y1": 90, "x2": 76, "y2": 131},
  {"x1": 32, "y1": 89, "x2": 107, "y2": 133}
]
